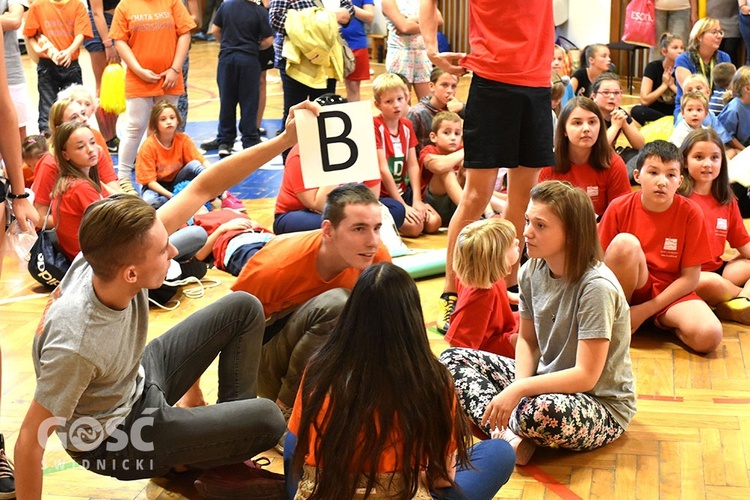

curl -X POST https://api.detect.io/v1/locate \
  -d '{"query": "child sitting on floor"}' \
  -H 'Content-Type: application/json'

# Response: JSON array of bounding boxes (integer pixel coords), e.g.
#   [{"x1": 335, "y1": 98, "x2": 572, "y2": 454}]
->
[
  {"x1": 677, "y1": 73, "x2": 737, "y2": 157},
  {"x1": 418, "y1": 111, "x2": 466, "y2": 227},
  {"x1": 373, "y1": 73, "x2": 441, "y2": 237},
  {"x1": 718, "y1": 66, "x2": 750, "y2": 154},
  {"x1": 599, "y1": 140, "x2": 723, "y2": 353},
  {"x1": 670, "y1": 91, "x2": 709, "y2": 147},
  {"x1": 709, "y1": 62, "x2": 736, "y2": 115},
  {"x1": 446, "y1": 218, "x2": 519, "y2": 358},
  {"x1": 135, "y1": 101, "x2": 244, "y2": 210},
  {"x1": 406, "y1": 67, "x2": 464, "y2": 155},
  {"x1": 21, "y1": 135, "x2": 47, "y2": 188}
]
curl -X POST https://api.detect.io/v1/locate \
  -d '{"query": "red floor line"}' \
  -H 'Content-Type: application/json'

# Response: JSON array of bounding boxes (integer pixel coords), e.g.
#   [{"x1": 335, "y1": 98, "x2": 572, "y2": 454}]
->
[
  {"x1": 637, "y1": 394, "x2": 684, "y2": 402},
  {"x1": 713, "y1": 398, "x2": 750, "y2": 404},
  {"x1": 521, "y1": 464, "x2": 583, "y2": 500}
]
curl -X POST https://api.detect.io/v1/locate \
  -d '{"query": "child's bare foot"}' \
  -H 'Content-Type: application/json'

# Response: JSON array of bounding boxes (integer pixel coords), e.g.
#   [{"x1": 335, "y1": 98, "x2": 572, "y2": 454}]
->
[
  {"x1": 499, "y1": 428, "x2": 536, "y2": 465},
  {"x1": 175, "y1": 382, "x2": 207, "y2": 408}
]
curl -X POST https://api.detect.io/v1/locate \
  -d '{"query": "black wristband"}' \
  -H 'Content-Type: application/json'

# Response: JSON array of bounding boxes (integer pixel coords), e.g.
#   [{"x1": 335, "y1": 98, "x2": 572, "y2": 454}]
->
[{"x1": 7, "y1": 191, "x2": 30, "y2": 199}]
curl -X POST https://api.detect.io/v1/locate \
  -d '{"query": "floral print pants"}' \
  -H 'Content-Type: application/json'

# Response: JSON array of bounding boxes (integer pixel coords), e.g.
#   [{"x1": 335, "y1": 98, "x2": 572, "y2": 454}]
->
[{"x1": 440, "y1": 347, "x2": 625, "y2": 451}]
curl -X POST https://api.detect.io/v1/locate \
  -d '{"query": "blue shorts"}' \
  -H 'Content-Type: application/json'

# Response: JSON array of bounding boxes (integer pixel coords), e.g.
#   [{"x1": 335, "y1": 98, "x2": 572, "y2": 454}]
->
[{"x1": 83, "y1": 11, "x2": 114, "y2": 53}]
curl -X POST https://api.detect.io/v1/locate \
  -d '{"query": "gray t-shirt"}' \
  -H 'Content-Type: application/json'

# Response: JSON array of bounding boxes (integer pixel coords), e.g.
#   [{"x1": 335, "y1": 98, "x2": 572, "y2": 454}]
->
[
  {"x1": 518, "y1": 259, "x2": 637, "y2": 429},
  {"x1": 33, "y1": 256, "x2": 148, "y2": 452},
  {"x1": 1, "y1": 0, "x2": 27, "y2": 85},
  {"x1": 707, "y1": 0, "x2": 740, "y2": 38}
]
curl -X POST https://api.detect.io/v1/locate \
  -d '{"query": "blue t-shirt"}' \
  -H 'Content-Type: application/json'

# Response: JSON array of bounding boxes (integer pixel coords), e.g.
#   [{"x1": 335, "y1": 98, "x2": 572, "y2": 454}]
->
[
  {"x1": 340, "y1": 0, "x2": 373, "y2": 50},
  {"x1": 718, "y1": 97, "x2": 750, "y2": 146},
  {"x1": 674, "y1": 49, "x2": 731, "y2": 118},
  {"x1": 213, "y1": 0, "x2": 274, "y2": 61}
]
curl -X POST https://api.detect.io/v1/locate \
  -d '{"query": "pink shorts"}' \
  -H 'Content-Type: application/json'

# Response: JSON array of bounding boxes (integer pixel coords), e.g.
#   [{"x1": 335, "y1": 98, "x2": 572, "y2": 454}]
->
[
  {"x1": 631, "y1": 273, "x2": 702, "y2": 328},
  {"x1": 346, "y1": 48, "x2": 371, "y2": 82}
]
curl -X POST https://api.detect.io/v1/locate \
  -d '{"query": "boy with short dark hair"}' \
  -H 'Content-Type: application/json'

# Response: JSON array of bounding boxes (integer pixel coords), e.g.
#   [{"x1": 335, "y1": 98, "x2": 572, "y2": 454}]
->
[
  {"x1": 418, "y1": 111, "x2": 465, "y2": 226},
  {"x1": 599, "y1": 140, "x2": 723, "y2": 353},
  {"x1": 406, "y1": 67, "x2": 464, "y2": 155},
  {"x1": 709, "y1": 62, "x2": 736, "y2": 115}
]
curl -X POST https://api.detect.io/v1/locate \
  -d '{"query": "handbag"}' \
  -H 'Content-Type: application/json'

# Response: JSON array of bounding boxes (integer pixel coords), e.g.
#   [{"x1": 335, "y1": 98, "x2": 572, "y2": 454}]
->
[
  {"x1": 28, "y1": 204, "x2": 71, "y2": 288},
  {"x1": 622, "y1": 0, "x2": 657, "y2": 47},
  {"x1": 312, "y1": 0, "x2": 355, "y2": 78}
]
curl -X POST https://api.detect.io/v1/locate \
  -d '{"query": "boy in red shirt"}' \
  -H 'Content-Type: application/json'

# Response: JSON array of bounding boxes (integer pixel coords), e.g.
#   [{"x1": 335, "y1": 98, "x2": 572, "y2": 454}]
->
[
  {"x1": 373, "y1": 72, "x2": 440, "y2": 237},
  {"x1": 599, "y1": 140, "x2": 723, "y2": 353},
  {"x1": 23, "y1": 0, "x2": 93, "y2": 136}
]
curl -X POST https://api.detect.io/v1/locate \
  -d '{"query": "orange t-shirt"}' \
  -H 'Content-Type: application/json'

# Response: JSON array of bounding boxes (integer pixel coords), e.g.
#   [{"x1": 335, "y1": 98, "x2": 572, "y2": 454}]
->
[
  {"x1": 23, "y1": 163, "x2": 36, "y2": 188},
  {"x1": 23, "y1": 0, "x2": 93, "y2": 60},
  {"x1": 109, "y1": 0, "x2": 196, "y2": 98},
  {"x1": 231, "y1": 230, "x2": 391, "y2": 318},
  {"x1": 289, "y1": 379, "x2": 458, "y2": 471},
  {"x1": 135, "y1": 132, "x2": 206, "y2": 185}
]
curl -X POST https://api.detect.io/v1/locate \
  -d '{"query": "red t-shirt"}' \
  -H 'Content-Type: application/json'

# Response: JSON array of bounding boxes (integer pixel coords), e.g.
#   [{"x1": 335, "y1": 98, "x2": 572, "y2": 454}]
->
[
  {"x1": 24, "y1": 0, "x2": 93, "y2": 59},
  {"x1": 23, "y1": 163, "x2": 36, "y2": 188},
  {"x1": 374, "y1": 115, "x2": 418, "y2": 196},
  {"x1": 599, "y1": 191, "x2": 712, "y2": 292},
  {"x1": 31, "y1": 152, "x2": 117, "y2": 207},
  {"x1": 231, "y1": 230, "x2": 391, "y2": 318},
  {"x1": 418, "y1": 144, "x2": 462, "y2": 197},
  {"x1": 446, "y1": 280, "x2": 517, "y2": 358},
  {"x1": 109, "y1": 0, "x2": 196, "y2": 98},
  {"x1": 51, "y1": 179, "x2": 103, "y2": 261},
  {"x1": 135, "y1": 132, "x2": 205, "y2": 185},
  {"x1": 538, "y1": 153, "x2": 631, "y2": 216},
  {"x1": 275, "y1": 145, "x2": 380, "y2": 214},
  {"x1": 687, "y1": 192, "x2": 750, "y2": 272},
  {"x1": 192, "y1": 210, "x2": 273, "y2": 272},
  {"x1": 460, "y1": 1, "x2": 554, "y2": 87}
]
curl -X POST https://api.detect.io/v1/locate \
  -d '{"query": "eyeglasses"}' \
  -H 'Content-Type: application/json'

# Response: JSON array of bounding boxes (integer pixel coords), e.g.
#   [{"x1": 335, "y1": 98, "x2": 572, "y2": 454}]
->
[
  {"x1": 597, "y1": 90, "x2": 622, "y2": 98},
  {"x1": 707, "y1": 29, "x2": 725, "y2": 37}
]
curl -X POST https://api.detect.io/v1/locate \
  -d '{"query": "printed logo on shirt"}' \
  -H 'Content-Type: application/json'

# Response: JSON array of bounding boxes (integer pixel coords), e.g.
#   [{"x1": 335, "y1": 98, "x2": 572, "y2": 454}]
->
[
  {"x1": 586, "y1": 186, "x2": 599, "y2": 198},
  {"x1": 661, "y1": 237, "x2": 679, "y2": 258},
  {"x1": 717, "y1": 218, "x2": 728, "y2": 231}
]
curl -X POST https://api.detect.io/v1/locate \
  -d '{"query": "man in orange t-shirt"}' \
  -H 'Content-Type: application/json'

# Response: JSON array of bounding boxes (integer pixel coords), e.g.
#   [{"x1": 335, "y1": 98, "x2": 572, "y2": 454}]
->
[
  {"x1": 108, "y1": 0, "x2": 196, "y2": 193},
  {"x1": 231, "y1": 184, "x2": 391, "y2": 415},
  {"x1": 23, "y1": 0, "x2": 93, "y2": 135}
]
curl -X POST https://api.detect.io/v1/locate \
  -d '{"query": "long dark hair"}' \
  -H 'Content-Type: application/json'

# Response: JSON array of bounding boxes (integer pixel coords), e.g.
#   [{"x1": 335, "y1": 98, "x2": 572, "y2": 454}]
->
[
  {"x1": 292, "y1": 263, "x2": 472, "y2": 499},
  {"x1": 554, "y1": 97, "x2": 612, "y2": 173}
]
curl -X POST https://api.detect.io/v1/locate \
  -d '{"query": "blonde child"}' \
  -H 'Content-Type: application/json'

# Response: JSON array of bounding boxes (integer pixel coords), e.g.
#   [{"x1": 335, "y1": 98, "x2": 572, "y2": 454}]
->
[
  {"x1": 600, "y1": 141, "x2": 723, "y2": 353},
  {"x1": 58, "y1": 84, "x2": 117, "y2": 164},
  {"x1": 718, "y1": 66, "x2": 750, "y2": 152},
  {"x1": 632, "y1": 33, "x2": 685, "y2": 125},
  {"x1": 551, "y1": 72, "x2": 566, "y2": 130},
  {"x1": 552, "y1": 45, "x2": 575, "y2": 108},
  {"x1": 135, "y1": 101, "x2": 244, "y2": 210},
  {"x1": 22, "y1": 0, "x2": 93, "y2": 136},
  {"x1": 571, "y1": 43, "x2": 611, "y2": 97},
  {"x1": 677, "y1": 128, "x2": 750, "y2": 324},
  {"x1": 406, "y1": 67, "x2": 464, "y2": 155},
  {"x1": 21, "y1": 135, "x2": 47, "y2": 189},
  {"x1": 670, "y1": 91, "x2": 709, "y2": 147},
  {"x1": 373, "y1": 73, "x2": 440, "y2": 237},
  {"x1": 709, "y1": 62, "x2": 736, "y2": 114},
  {"x1": 446, "y1": 218, "x2": 519, "y2": 358},
  {"x1": 418, "y1": 111, "x2": 467, "y2": 227}
]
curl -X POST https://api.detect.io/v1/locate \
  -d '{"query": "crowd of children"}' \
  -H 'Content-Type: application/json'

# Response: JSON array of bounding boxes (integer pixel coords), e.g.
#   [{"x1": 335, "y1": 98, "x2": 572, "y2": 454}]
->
[{"x1": 7, "y1": 4, "x2": 750, "y2": 499}]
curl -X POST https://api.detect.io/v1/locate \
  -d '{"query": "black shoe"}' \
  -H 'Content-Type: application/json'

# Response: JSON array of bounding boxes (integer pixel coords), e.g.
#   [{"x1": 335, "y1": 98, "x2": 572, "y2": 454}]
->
[
  {"x1": 0, "y1": 434, "x2": 15, "y2": 500},
  {"x1": 201, "y1": 138, "x2": 221, "y2": 151},
  {"x1": 258, "y1": 127, "x2": 267, "y2": 136},
  {"x1": 218, "y1": 144, "x2": 233, "y2": 158},
  {"x1": 106, "y1": 136, "x2": 119, "y2": 155}
]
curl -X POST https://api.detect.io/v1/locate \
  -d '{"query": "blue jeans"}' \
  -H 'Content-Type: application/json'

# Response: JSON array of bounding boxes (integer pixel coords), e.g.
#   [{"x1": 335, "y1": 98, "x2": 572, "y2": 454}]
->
[
  {"x1": 37, "y1": 59, "x2": 83, "y2": 134},
  {"x1": 217, "y1": 54, "x2": 262, "y2": 148},
  {"x1": 283, "y1": 432, "x2": 514, "y2": 500},
  {"x1": 141, "y1": 160, "x2": 205, "y2": 208},
  {"x1": 67, "y1": 293, "x2": 286, "y2": 480}
]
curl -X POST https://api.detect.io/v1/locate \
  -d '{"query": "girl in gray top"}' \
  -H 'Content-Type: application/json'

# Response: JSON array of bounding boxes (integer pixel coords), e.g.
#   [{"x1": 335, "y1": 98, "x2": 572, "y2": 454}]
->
[{"x1": 441, "y1": 180, "x2": 636, "y2": 465}]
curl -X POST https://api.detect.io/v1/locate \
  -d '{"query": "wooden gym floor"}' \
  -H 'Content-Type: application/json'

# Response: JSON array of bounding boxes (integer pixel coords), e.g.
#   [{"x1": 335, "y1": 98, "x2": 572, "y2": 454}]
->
[{"x1": 2, "y1": 42, "x2": 750, "y2": 499}]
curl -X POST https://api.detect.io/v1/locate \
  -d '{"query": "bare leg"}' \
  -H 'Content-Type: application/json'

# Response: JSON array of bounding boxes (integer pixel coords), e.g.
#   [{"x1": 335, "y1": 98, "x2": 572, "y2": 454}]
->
[
  {"x1": 503, "y1": 166, "x2": 540, "y2": 286},
  {"x1": 344, "y1": 79, "x2": 361, "y2": 102},
  {"x1": 413, "y1": 81, "x2": 431, "y2": 100},
  {"x1": 660, "y1": 300, "x2": 723, "y2": 353},
  {"x1": 257, "y1": 71, "x2": 267, "y2": 130}
]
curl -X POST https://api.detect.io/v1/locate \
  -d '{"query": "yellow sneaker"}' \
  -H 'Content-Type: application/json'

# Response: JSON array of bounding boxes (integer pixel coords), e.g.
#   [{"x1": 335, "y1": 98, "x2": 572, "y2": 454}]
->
[
  {"x1": 436, "y1": 292, "x2": 458, "y2": 335},
  {"x1": 715, "y1": 297, "x2": 750, "y2": 325}
]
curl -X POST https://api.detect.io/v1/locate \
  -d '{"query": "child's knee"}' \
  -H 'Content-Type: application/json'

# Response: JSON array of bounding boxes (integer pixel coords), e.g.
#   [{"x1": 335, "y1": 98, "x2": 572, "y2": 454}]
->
[
  {"x1": 604, "y1": 233, "x2": 642, "y2": 265},
  {"x1": 679, "y1": 317, "x2": 723, "y2": 353},
  {"x1": 398, "y1": 219, "x2": 422, "y2": 238}
]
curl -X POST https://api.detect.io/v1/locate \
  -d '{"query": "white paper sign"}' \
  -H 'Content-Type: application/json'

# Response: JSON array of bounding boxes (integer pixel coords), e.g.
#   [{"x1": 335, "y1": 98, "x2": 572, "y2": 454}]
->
[{"x1": 297, "y1": 101, "x2": 380, "y2": 189}]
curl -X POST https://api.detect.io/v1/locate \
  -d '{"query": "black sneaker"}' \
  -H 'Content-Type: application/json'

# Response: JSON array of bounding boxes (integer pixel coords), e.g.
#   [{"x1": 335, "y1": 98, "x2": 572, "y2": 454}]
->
[
  {"x1": 201, "y1": 138, "x2": 221, "y2": 151},
  {"x1": 106, "y1": 136, "x2": 120, "y2": 155},
  {"x1": 258, "y1": 127, "x2": 267, "y2": 136},
  {"x1": 0, "y1": 434, "x2": 15, "y2": 500},
  {"x1": 436, "y1": 292, "x2": 458, "y2": 335},
  {"x1": 218, "y1": 144, "x2": 233, "y2": 158}
]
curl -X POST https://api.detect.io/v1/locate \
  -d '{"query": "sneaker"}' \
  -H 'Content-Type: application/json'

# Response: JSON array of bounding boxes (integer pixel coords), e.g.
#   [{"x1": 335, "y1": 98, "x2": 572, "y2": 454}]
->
[
  {"x1": 258, "y1": 127, "x2": 267, "y2": 136},
  {"x1": 192, "y1": 31, "x2": 208, "y2": 42},
  {"x1": 106, "y1": 136, "x2": 120, "y2": 155},
  {"x1": 0, "y1": 434, "x2": 15, "y2": 500},
  {"x1": 715, "y1": 297, "x2": 750, "y2": 325},
  {"x1": 274, "y1": 406, "x2": 293, "y2": 455},
  {"x1": 200, "y1": 138, "x2": 221, "y2": 151},
  {"x1": 436, "y1": 292, "x2": 457, "y2": 335},
  {"x1": 194, "y1": 457, "x2": 285, "y2": 499},
  {"x1": 207, "y1": 34, "x2": 216, "y2": 42},
  {"x1": 118, "y1": 177, "x2": 138, "y2": 196},
  {"x1": 221, "y1": 191, "x2": 245, "y2": 212},
  {"x1": 218, "y1": 144, "x2": 233, "y2": 158}
]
